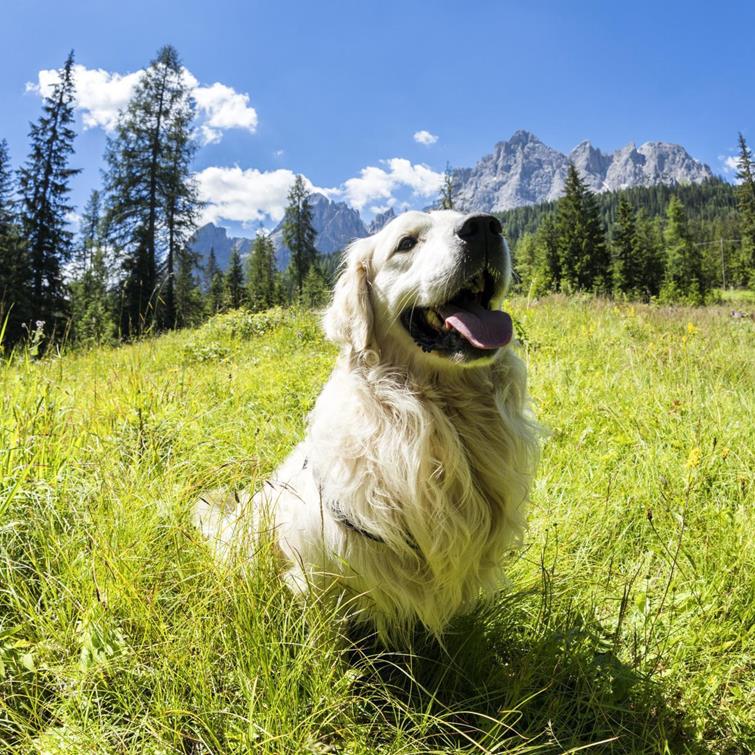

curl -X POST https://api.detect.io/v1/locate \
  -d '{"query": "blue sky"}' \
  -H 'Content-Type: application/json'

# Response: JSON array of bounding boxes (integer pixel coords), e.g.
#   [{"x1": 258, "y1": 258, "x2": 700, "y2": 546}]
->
[{"x1": 1, "y1": 0, "x2": 753, "y2": 234}]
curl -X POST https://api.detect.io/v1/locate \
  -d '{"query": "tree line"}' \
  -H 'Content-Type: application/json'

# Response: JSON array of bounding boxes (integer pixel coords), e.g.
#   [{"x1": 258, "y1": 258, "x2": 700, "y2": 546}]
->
[
  {"x1": 0, "y1": 46, "x2": 328, "y2": 351},
  {"x1": 504, "y1": 147, "x2": 755, "y2": 302}
]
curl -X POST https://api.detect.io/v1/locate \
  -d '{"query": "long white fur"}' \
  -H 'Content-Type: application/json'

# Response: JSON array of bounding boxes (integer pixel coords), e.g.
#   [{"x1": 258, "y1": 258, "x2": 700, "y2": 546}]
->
[{"x1": 195, "y1": 210, "x2": 540, "y2": 642}]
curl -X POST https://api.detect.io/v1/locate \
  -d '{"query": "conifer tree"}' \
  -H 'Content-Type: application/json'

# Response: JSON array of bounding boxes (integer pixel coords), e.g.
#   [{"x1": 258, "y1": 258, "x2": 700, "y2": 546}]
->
[
  {"x1": 282, "y1": 175, "x2": 318, "y2": 298},
  {"x1": 18, "y1": 50, "x2": 80, "y2": 332},
  {"x1": 734, "y1": 133, "x2": 755, "y2": 287},
  {"x1": 440, "y1": 162, "x2": 454, "y2": 210},
  {"x1": 612, "y1": 196, "x2": 638, "y2": 295},
  {"x1": 162, "y1": 94, "x2": 199, "y2": 328},
  {"x1": 203, "y1": 247, "x2": 220, "y2": 292},
  {"x1": 174, "y1": 246, "x2": 203, "y2": 327},
  {"x1": 632, "y1": 211, "x2": 664, "y2": 299},
  {"x1": 661, "y1": 196, "x2": 703, "y2": 303},
  {"x1": 103, "y1": 45, "x2": 197, "y2": 335},
  {"x1": 224, "y1": 248, "x2": 245, "y2": 309},
  {"x1": 533, "y1": 213, "x2": 560, "y2": 293},
  {"x1": 246, "y1": 231, "x2": 277, "y2": 311},
  {"x1": 0, "y1": 138, "x2": 30, "y2": 346},
  {"x1": 207, "y1": 268, "x2": 225, "y2": 315},
  {"x1": 69, "y1": 247, "x2": 114, "y2": 345},
  {"x1": 556, "y1": 165, "x2": 609, "y2": 292},
  {"x1": 76, "y1": 189, "x2": 103, "y2": 274},
  {"x1": 301, "y1": 264, "x2": 330, "y2": 307}
]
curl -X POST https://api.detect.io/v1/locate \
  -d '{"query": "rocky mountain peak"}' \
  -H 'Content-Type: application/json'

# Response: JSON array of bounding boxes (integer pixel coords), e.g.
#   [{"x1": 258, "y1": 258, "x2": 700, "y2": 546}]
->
[{"x1": 368, "y1": 207, "x2": 396, "y2": 235}]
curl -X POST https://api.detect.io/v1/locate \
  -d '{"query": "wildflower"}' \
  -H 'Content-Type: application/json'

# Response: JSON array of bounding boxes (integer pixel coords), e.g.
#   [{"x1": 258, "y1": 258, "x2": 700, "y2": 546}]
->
[
  {"x1": 686, "y1": 447, "x2": 702, "y2": 468},
  {"x1": 687, "y1": 322, "x2": 698, "y2": 335},
  {"x1": 721, "y1": 447, "x2": 730, "y2": 460}
]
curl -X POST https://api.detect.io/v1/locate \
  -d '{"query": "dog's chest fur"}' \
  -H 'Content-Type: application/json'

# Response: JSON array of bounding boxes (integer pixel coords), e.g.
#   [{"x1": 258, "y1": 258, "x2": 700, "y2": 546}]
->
[{"x1": 290, "y1": 352, "x2": 535, "y2": 638}]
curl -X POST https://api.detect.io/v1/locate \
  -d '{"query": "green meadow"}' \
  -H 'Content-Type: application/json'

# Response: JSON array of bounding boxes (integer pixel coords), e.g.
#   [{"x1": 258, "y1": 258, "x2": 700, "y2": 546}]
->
[{"x1": 0, "y1": 298, "x2": 753, "y2": 754}]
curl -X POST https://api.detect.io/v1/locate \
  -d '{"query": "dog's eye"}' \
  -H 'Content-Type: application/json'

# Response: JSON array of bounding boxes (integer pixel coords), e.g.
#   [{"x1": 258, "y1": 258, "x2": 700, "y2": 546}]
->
[{"x1": 396, "y1": 236, "x2": 418, "y2": 252}]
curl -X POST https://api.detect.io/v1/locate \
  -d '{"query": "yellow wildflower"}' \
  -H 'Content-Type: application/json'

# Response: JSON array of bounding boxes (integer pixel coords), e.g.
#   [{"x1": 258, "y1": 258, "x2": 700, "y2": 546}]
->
[
  {"x1": 686, "y1": 447, "x2": 702, "y2": 468},
  {"x1": 721, "y1": 447, "x2": 730, "y2": 460},
  {"x1": 687, "y1": 322, "x2": 698, "y2": 335}
]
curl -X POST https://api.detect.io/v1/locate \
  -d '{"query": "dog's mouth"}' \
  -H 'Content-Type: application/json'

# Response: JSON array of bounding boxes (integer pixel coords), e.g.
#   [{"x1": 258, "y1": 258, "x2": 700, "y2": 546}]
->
[{"x1": 400, "y1": 267, "x2": 513, "y2": 359}]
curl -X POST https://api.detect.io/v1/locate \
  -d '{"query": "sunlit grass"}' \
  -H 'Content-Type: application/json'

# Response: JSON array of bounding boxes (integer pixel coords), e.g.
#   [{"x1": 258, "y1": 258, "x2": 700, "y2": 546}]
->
[{"x1": 1, "y1": 299, "x2": 752, "y2": 753}]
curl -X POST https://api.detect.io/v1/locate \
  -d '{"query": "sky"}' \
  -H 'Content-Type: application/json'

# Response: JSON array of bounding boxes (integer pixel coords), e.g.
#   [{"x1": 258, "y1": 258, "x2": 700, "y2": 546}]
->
[{"x1": 1, "y1": 0, "x2": 753, "y2": 236}]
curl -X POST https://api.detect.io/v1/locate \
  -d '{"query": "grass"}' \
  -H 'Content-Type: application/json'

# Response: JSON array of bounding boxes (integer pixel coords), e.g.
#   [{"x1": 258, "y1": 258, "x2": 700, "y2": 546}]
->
[{"x1": 0, "y1": 298, "x2": 753, "y2": 754}]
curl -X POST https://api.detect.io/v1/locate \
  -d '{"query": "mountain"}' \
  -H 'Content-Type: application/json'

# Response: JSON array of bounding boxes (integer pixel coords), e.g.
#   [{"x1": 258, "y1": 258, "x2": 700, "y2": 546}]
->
[
  {"x1": 269, "y1": 192, "x2": 367, "y2": 269},
  {"x1": 190, "y1": 131, "x2": 714, "y2": 271},
  {"x1": 189, "y1": 223, "x2": 252, "y2": 271},
  {"x1": 368, "y1": 207, "x2": 396, "y2": 234},
  {"x1": 450, "y1": 130, "x2": 713, "y2": 212}
]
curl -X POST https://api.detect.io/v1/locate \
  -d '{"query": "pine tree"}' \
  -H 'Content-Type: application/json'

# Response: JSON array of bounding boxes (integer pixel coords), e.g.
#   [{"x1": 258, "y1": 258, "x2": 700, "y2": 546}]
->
[
  {"x1": 632, "y1": 211, "x2": 664, "y2": 299},
  {"x1": 246, "y1": 232, "x2": 277, "y2": 311},
  {"x1": 103, "y1": 45, "x2": 197, "y2": 336},
  {"x1": 533, "y1": 213, "x2": 560, "y2": 293},
  {"x1": 440, "y1": 162, "x2": 454, "y2": 210},
  {"x1": 661, "y1": 196, "x2": 703, "y2": 303},
  {"x1": 18, "y1": 50, "x2": 80, "y2": 333},
  {"x1": 69, "y1": 247, "x2": 114, "y2": 345},
  {"x1": 203, "y1": 247, "x2": 220, "y2": 293},
  {"x1": 77, "y1": 189, "x2": 103, "y2": 274},
  {"x1": 612, "y1": 196, "x2": 637, "y2": 295},
  {"x1": 301, "y1": 264, "x2": 330, "y2": 307},
  {"x1": 174, "y1": 246, "x2": 203, "y2": 327},
  {"x1": 224, "y1": 248, "x2": 245, "y2": 309},
  {"x1": 162, "y1": 91, "x2": 199, "y2": 329},
  {"x1": 556, "y1": 165, "x2": 609, "y2": 292},
  {"x1": 734, "y1": 133, "x2": 755, "y2": 287},
  {"x1": 207, "y1": 269, "x2": 225, "y2": 315},
  {"x1": 0, "y1": 139, "x2": 31, "y2": 347},
  {"x1": 282, "y1": 175, "x2": 318, "y2": 298}
]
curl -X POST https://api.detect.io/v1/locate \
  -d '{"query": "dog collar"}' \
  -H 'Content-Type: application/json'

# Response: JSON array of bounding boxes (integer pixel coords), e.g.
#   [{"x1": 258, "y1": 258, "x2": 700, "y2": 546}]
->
[
  {"x1": 326, "y1": 498, "x2": 387, "y2": 544},
  {"x1": 308, "y1": 458, "x2": 419, "y2": 551}
]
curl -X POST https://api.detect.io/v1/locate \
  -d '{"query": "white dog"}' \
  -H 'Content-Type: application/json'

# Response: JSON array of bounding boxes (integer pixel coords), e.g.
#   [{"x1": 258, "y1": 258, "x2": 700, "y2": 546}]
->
[{"x1": 195, "y1": 210, "x2": 540, "y2": 641}]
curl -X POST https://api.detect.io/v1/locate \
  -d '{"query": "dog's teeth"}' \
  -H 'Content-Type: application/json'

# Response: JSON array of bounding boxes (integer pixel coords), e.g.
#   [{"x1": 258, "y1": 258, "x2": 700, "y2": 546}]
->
[{"x1": 426, "y1": 309, "x2": 443, "y2": 329}]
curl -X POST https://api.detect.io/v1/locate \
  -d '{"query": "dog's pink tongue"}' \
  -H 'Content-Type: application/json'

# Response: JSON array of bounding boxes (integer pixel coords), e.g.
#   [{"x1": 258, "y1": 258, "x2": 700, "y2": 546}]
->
[{"x1": 439, "y1": 303, "x2": 513, "y2": 349}]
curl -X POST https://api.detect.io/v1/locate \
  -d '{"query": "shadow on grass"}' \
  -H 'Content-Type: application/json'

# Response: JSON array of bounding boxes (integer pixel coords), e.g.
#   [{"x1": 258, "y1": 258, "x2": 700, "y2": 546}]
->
[{"x1": 345, "y1": 591, "x2": 704, "y2": 754}]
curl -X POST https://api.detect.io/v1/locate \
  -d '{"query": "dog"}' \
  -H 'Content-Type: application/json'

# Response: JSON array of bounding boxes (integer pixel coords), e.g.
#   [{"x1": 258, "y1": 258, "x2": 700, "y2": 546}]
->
[{"x1": 195, "y1": 210, "x2": 540, "y2": 642}]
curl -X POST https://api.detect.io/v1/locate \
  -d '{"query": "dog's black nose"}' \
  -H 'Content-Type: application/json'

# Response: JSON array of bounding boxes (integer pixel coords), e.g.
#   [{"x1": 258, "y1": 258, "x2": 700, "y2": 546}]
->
[
  {"x1": 456, "y1": 213, "x2": 502, "y2": 265},
  {"x1": 456, "y1": 213, "x2": 502, "y2": 242}
]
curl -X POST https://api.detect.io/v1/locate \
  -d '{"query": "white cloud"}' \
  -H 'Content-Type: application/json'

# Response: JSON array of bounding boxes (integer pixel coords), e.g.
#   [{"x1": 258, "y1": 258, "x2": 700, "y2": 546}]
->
[
  {"x1": 342, "y1": 158, "x2": 443, "y2": 211},
  {"x1": 193, "y1": 82, "x2": 258, "y2": 145},
  {"x1": 195, "y1": 166, "x2": 333, "y2": 225},
  {"x1": 196, "y1": 158, "x2": 442, "y2": 227},
  {"x1": 27, "y1": 65, "x2": 142, "y2": 131},
  {"x1": 719, "y1": 154, "x2": 739, "y2": 174},
  {"x1": 413, "y1": 129, "x2": 438, "y2": 146},
  {"x1": 26, "y1": 64, "x2": 258, "y2": 144}
]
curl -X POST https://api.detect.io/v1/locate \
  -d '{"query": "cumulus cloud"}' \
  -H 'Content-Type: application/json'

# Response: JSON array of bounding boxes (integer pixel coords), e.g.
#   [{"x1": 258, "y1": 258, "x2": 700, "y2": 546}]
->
[
  {"x1": 27, "y1": 65, "x2": 142, "y2": 131},
  {"x1": 413, "y1": 129, "x2": 438, "y2": 146},
  {"x1": 719, "y1": 154, "x2": 739, "y2": 174},
  {"x1": 195, "y1": 166, "x2": 334, "y2": 225},
  {"x1": 196, "y1": 158, "x2": 443, "y2": 227},
  {"x1": 193, "y1": 82, "x2": 258, "y2": 144},
  {"x1": 26, "y1": 64, "x2": 258, "y2": 144},
  {"x1": 342, "y1": 158, "x2": 443, "y2": 211}
]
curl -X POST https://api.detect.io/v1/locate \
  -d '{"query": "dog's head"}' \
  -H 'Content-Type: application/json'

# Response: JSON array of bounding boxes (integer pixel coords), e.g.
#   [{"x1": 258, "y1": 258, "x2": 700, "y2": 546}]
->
[{"x1": 324, "y1": 210, "x2": 513, "y2": 369}]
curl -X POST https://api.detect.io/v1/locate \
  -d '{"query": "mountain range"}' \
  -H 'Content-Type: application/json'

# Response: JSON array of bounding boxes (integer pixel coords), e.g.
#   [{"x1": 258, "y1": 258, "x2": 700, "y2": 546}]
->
[{"x1": 190, "y1": 130, "x2": 714, "y2": 270}]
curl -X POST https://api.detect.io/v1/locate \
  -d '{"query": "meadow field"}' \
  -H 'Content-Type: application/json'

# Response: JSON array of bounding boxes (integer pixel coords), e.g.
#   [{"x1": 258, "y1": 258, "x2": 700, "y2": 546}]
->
[{"x1": 0, "y1": 297, "x2": 752, "y2": 754}]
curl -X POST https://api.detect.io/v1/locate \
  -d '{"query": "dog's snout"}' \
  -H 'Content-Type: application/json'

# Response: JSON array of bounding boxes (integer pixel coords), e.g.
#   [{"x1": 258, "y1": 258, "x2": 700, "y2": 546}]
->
[
  {"x1": 456, "y1": 213, "x2": 502, "y2": 240},
  {"x1": 456, "y1": 213, "x2": 502, "y2": 260}
]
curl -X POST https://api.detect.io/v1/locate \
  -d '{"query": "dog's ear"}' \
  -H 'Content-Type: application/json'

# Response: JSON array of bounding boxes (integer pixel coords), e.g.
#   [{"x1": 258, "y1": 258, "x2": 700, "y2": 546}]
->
[{"x1": 323, "y1": 237, "x2": 374, "y2": 356}]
